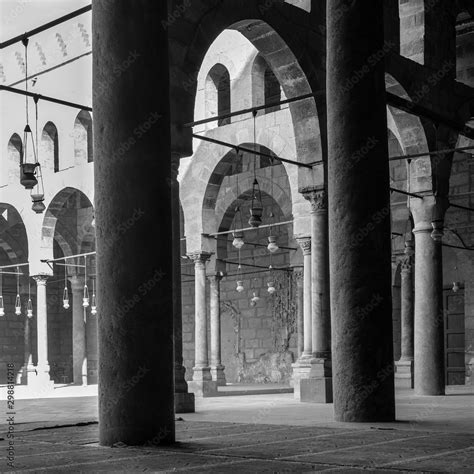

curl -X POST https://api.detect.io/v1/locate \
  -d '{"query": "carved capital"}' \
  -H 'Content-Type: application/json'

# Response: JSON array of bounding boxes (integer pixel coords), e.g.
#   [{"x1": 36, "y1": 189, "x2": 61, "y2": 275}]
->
[
  {"x1": 296, "y1": 237, "x2": 311, "y2": 255},
  {"x1": 188, "y1": 252, "x2": 211, "y2": 269},
  {"x1": 293, "y1": 267, "x2": 304, "y2": 285},
  {"x1": 400, "y1": 256, "x2": 413, "y2": 273},
  {"x1": 303, "y1": 190, "x2": 327, "y2": 213},
  {"x1": 32, "y1": 274, "x2": 49, "y2": 286}
]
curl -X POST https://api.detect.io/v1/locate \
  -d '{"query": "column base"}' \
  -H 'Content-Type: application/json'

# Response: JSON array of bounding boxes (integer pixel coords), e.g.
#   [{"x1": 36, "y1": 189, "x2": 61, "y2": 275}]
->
[
  {"x1": 189, "y1": 367, "x2": 218, "y2": 397},
  {"x1": 300, "y1": 377, "x2": 333, "y2": 403},
  {"x1": 211, "y1": 365, "x2": 227, "y2": 386},
  {"x1": 27, "y1": 367, "x2": 54, "y2": 395},
  {"x1": 175, "y1": 392, "x2": 195, "y2": 413},
  {"x1": 292, "y1": 358, "x2": 332, "y2": 401},
  {"x1": 395, "y1": 359, "x2": 414, "y2": 389}
]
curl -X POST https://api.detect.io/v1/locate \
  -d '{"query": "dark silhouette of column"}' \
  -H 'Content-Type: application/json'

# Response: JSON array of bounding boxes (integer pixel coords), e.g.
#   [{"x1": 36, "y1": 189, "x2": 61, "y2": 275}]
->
[
  {"x1": 327, "y1": 0, "x2": 395, "y2": 421},
  {"x1": 93, "y1": 0, "x2": 175, "y2": 445}
]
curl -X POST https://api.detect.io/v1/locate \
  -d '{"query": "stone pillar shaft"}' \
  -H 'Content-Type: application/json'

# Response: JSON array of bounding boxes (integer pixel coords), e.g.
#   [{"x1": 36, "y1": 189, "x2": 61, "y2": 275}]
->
[
  {"x1": 70, "y1": 276, "x2": 87, "y2": 386},
  {"x1": 193, "y1": 254, "x2": 210, "y2": 369},
  {"x1": 400, "y1": 259, "x2": 414, "y2": 361},
  {"x1": 413, "y1": 222, "x2": 445, "y2": 395},
  {"x1": 327, "y1": 0, "x2": 395, "y2": 421},
  {"x1": 209, "y1": 275, "x2": 226, "y2": 386},
  {"x1": 297, "y1": 238, "x2": 312, "y2": 358},
  {"x1": 93, "y1": 0, "x2": 175, "y2": 445},
  {"x1": 294, "y1": 268, "x2": 304, "y2": 358},
  {"x1": 34, "y1": 276, "x2": 49, "y2": 373}
]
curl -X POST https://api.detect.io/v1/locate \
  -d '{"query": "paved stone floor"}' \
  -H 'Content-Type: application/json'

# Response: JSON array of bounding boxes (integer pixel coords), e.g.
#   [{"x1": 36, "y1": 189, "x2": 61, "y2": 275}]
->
[{"x1": 0, "y1": 385, "x2": 472, "y2": 472}]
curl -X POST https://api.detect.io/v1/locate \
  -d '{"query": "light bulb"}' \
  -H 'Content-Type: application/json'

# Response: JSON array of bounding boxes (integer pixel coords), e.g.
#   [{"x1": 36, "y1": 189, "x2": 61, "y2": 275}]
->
[
  {"x1": 63, "y1": 299, "x2": 70, "y2": 310},
  {"x1": 27, "y1": 298, "x2": 33, "y2": 318},
  {"x1": 91, "y1": 293, "x2": 97, "y2": 315},
  {"x1": 63, "y1": 286, "x2": 70, "y2": 309},
  {"x1": 83, "y1": 284, "x2": 89, "y2": 308},
  {"x1": 236, "y1": 281, "x2": 244, "y2": 293},
  {"x1": 27, "y1": 309, "x2": 33, "y2": 318},
  {"x1": 452, "y1": 282, "x2": 460, "y2": 293}
]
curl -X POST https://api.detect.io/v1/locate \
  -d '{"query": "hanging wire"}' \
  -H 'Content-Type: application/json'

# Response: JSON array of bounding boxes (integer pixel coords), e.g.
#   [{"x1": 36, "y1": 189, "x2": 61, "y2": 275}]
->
[
  {"x1": 236, "y1": 248, "x2": 244, "y2": 292},
  {"x1": 91, "y1": 277, "x2": 97, "y2": 315},
  {"x1": 83, "y1": 255, "x2": 89, "y2": 308}
]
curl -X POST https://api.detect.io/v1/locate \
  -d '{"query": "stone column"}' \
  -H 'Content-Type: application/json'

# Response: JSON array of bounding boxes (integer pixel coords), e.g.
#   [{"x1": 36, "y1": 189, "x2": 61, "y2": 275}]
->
[
  {"x1": 70, "y1": 276, "x2": 87, "y2": 386},
  {"x1": 395, "y1": 240, "x2": 415, "y2": 388},
  {"x1": 209, "y1": 274, "x2": 226, "y2": 386},
  {"x1": 188, "y1": 253, "x2": 217, "y2": 397},
  {"x1": 327, "y1": 0, "x2": 395, "y2": 421},
  {"x1": 411, "y1": 197, "x2": 446, "y2": 396},
  {"x1": 294, "y1": 267, "x2": 304, "y2": 358},
  {"x1": 292, "y1": 237, "x2": 315, "y2": 399},
  {"x1": 301, "y1": 189, "x2": 332, "y2": 403},
  {"x1": 31, "y1": 275, "x2": 54, "y2": 391},
  {"x1": 93, "y1": 0, "x2": 175, "y2": 445},
  {"x1": 171, "y1": 153, "x2": 195, "y2": 413}
]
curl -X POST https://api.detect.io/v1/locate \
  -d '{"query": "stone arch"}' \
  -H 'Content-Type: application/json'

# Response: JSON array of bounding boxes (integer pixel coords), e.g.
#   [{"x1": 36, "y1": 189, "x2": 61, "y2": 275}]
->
[
  {"x1": 385, "y1": 73, "x2": 431, "y2": 194},
  {"x1": 205, "y1": 64, "x2": 231, "y2": 127},
  {"x1": 7, "y1": 133, "x2": 23, "y2": 183},
  {"x1": 169, "y1": 3, "x2": 325, "y2": 166},
  {"x1": 41, "y1": 187, "x2": 94, "y2": 262},
  {"x1": 41, "y1": 121, "x2": 59, "y2": 172},
  {"x1": 0, "y1": 203, "x2": 28, "y2": 265},
  {"x1": 73, "y1": 110, "x2": 93, "y2": 164}
]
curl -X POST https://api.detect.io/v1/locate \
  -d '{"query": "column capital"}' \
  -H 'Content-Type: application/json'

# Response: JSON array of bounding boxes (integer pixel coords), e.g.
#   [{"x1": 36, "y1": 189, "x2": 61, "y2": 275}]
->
[
  {"x1": 410, "y1": 194, "x2": 448, "y2": 234},
  {"x1": 69, "y1": 275, "x2": 85, "y2": 292},
  {"x1": 296, "y1": 237, "x2": 311, "y2": 255},
  {"x1": 188, "y1": 252, "x2": 212, "y2": 268},
  {"x1": 302, "y1": 189, "x2": 327, "y2": 213},
  {"x1": 32, "y1": 274, "x2": 50, "y2": 285}
]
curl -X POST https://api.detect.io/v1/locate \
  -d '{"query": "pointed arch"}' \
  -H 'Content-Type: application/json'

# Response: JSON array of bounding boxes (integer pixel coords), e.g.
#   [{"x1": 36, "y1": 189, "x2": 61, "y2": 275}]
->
[{"x1": 74, "y1": 110, "x2": 94, "y2": 163}]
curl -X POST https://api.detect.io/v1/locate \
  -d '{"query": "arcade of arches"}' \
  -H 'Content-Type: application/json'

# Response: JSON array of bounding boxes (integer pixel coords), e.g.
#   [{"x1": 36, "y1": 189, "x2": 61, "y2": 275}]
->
[{"x1": 1, "y1": 0, "x2": 474, "y2": 447}]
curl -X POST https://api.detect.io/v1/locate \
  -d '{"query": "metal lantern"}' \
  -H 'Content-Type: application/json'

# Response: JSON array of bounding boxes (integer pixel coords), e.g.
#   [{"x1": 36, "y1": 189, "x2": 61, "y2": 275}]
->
[
  {"x1": 63, "y1": 286, "x2": 70, "y2": 309},
  {"x1": 91, "y1": 292, "x2": 97, "y2": 315},
  {"x1": 31, "y1": 193, "x2": 46, "y2": 214},
  {"x1": 232, "y1": 231, "x2": 245, "y2": 250},
  {"x1": 83, "y1": 284, "x2": 90, "y2": 308},
  {"x1": 267, "y1": 235, "x2": 279, "y2": 253},
  {"x1": 249, "y1": 179, "x2": 263, "y2": 228},
  {"x1": 250, "y1": 291, "x2": 260, "y2": 306},
  {"x1": 236, "y1": 280, "x2": 244, "y2": 293},
  {"x1": 27, "y1": 298, "x2": 33, "y2": 318},
  {"x1": 15, "y1": 294, "x2": 21, "y2": 315},
  {"x1": 267, "y1": 282, "x2": 276, "y2": 295},
  {"x1": 20, "y1": 162, "x2": 39, "y2": 190}
]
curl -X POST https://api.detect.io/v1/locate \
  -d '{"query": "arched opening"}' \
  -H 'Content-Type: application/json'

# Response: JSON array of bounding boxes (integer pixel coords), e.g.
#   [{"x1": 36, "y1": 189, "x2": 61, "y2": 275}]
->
[
  {"x1": 0, "y1": 203, "x2": 29, "y2": 384},
  {"x1": 456, "y1": 10, "x2": 474, "y2": 87},
  {"x1": 205, "y1": 64, "x2": 231, "y2": 127},
  {"x1": 42, "y1": 187, "x2": 95, "y2": 384},
  {"x1": 252, "y1": 55, "x2": 282, "y2": 114},
  {"x1": 41, "y1": 122, "x2": 59, "y2": 172},
  {"x1": 7, "y1": 133, "x2": 23, "y2": 183},
  {"x1": 74, "y1": 110, "x2": 94, "y2": 163}
]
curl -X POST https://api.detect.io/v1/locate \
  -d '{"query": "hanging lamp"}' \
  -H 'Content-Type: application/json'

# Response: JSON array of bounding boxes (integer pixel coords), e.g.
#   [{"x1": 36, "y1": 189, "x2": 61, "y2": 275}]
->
[
  {"x1": 63, "y1": 264, "x2": 70, "y2": 309},
  {"x1": 19, "y1": 37, "x2": 39, "y2": 190},
  {"x1": 83, "y1": 256, "x2": 89, "y2": 308},
  {"x1": 0, "y1": 272, "x2": 4, "y2": 317},
  {"x1": 267, "y1": 156, "x2": 279, "y2": 252},
  {"x1": 267, "y1": 256, "x2": 276, "y2": 295},
  {"x1": 452, "y1": 264, "x2": 460, "y2": 293},
  {"x1": 91, "y1": 278, "x2": 97, "y2": 315},
  {"x1": 15, "y1": 266, "x2": 21, "y2": 315},
  {"x1": 31, "y1": 97, "x2": 46, "y2": 213},
  {"x1": 249, "y1": 111, "x2": 263, "y2": 228},
  {"x1": 232, "y1": 174, "x2": 245, "y2": 249},
  {"x1": 250, "y1": 277, "x2": 260, "y2": 306},
  {"x1": 236, "y1": 249, "x2": 244, "y2": 292},
  {"x1": 26, "y1": 277, "x2": 33, "y2": 318}
]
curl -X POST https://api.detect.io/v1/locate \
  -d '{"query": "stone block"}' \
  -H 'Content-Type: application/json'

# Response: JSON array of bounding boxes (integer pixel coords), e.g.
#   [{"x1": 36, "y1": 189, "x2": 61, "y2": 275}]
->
[
  {"x1": 188, "y1": 380, "x2": 218, "y2": 398},
  {"x1": 395, "y1": 360, "x2": 414, "y2": 389},
  {"x1": 300, "y1": 377, "x2": 333, "y2": 404}
]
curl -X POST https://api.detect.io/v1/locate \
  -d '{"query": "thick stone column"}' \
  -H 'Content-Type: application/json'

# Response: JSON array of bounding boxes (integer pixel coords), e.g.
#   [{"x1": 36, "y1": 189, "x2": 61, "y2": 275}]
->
[
  {"x1": 301, "y1": 189, "x2": 332, "y2": 403},
  {"x1": 93, "y1": 0, "x2": 175, "y2": 445},
  {"x1": 395, "y1": 240, "x2": 415, "y2": 388},
  {"x1": 292, "y1": 237, "x2": 315, "y2": 399},
  {"x1": 209, "y1": 274, "x2": 226, "y2": 386},
  {"x1": 411, "y1": 197, "x2": 446, "y2": 395},
  {"x1": 188, "y1": 253, "x2": 217, "y2": 397},
  {"x1": 70, "y1": 276, "x2": 87, "y2": 386},
  {"x1": 327, "y1": 0, "x2": 395, "y2": 421},
  {"x1": 31, "y1": 275, "x2": 54, "y2": 391},
  {"x1": 171, "y1": 153, "x2": 195, "y2": 413}
]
